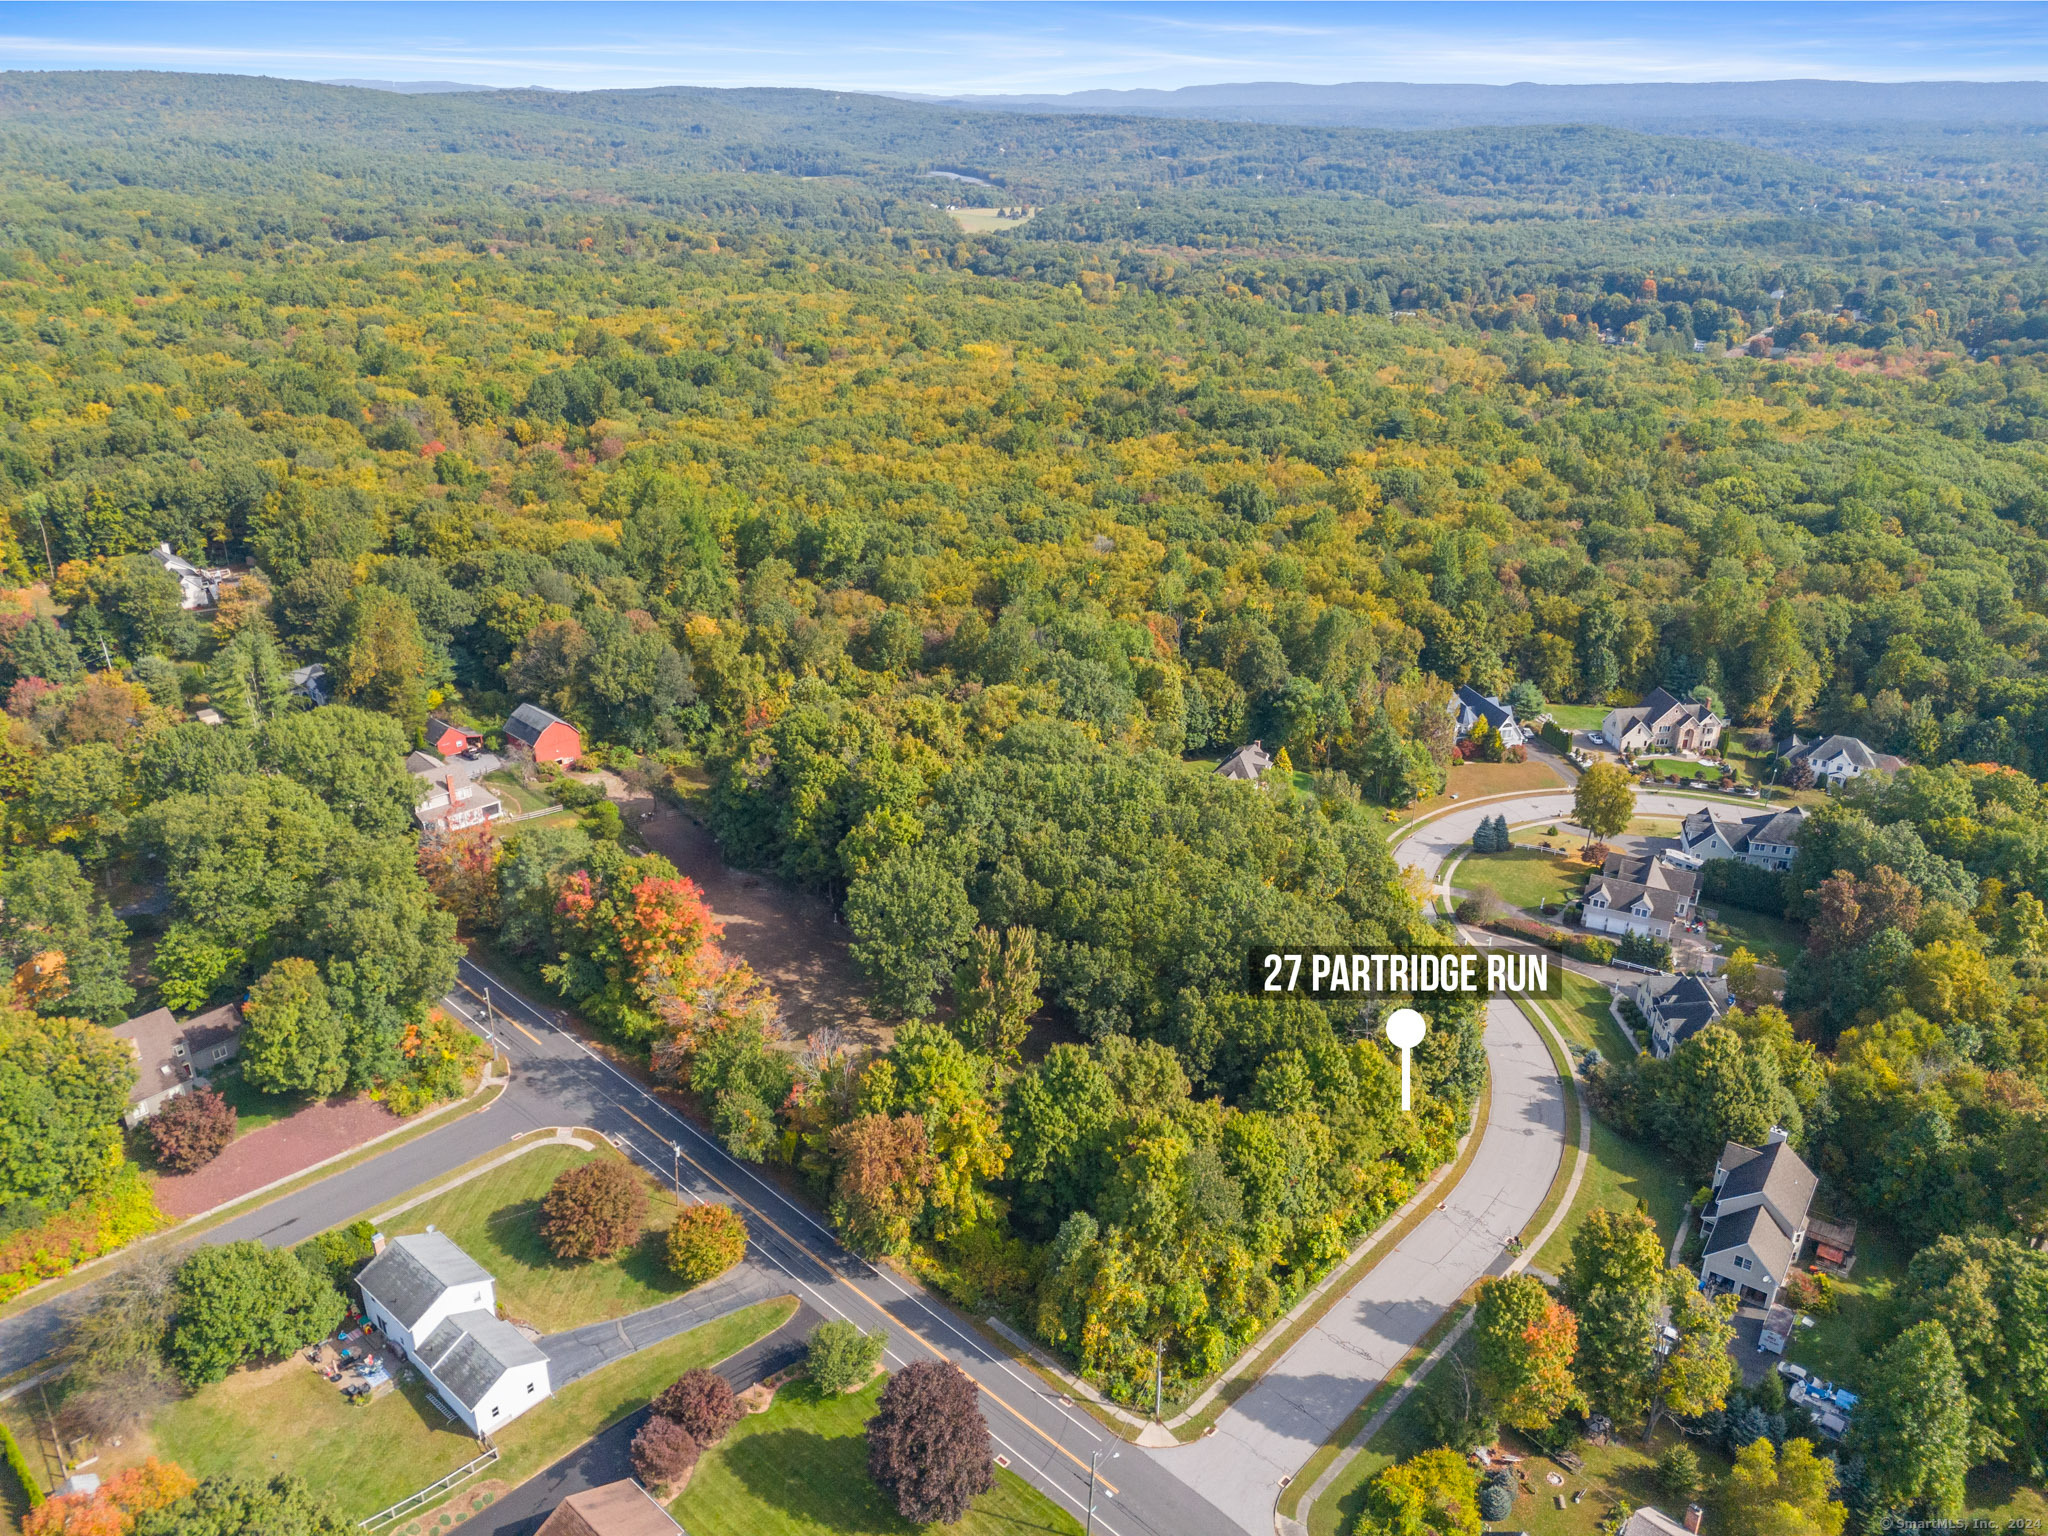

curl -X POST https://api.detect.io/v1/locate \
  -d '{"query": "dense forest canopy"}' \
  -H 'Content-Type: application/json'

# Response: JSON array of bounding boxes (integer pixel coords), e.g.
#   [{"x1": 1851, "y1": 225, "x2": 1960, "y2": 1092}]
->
[{"x1": 0, "y1": 73, "x2": 2046, "y2": 1489}]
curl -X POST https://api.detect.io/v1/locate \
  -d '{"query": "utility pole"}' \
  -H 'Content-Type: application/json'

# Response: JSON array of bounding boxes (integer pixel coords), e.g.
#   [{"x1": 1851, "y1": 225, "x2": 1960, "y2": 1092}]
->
[
  {"x1": 671, "y1": 1140, "x2": 682, "y2": 1196},
  {"x1": 1154, "y1": 1342, "x2": 1163, "y2": 1422},
  {"x1": 1085, "y1": 1448, "x2": 1118, "y2": 1536},
  {"x1": 482, "y1": 987, "x2": 496, "y2": 1059}
]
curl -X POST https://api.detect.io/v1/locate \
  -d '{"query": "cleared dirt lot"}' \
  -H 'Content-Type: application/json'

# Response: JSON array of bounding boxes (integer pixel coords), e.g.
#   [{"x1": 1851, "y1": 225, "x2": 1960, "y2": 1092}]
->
[{"x1": 601, "y1": 773, "x2": 885, "y2": 1048}]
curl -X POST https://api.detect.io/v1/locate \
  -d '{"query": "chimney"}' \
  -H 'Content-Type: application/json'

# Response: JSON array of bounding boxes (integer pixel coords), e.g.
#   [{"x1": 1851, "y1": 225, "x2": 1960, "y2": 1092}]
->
[
  {"x1": 1766, "y1": 1125, "x2": 1789, "y2": 1146},
  {"x1": 371, "y1": 1230, "x2": 387, "y2": 1256},
  {"x1": 1684, "y1": 1503, "x2": 1705, "y2": 1533}
]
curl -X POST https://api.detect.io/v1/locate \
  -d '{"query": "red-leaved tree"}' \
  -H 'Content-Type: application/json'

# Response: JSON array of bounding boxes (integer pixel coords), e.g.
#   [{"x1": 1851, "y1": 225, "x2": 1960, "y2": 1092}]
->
[
  {"x1": 145, "y1": 1087, "x2": 237, "y2": 1173},
  {"x1": 630, "y1": 1414, "x2": 702, "y2": 1491},
  {"x1": 539, "y1": 1158, "x2": 649, "y2": 1260},
  {"x1": 865, "y1": 1362, "x2": 993, "y2": 1525},
  {"x1": 653, "y1": 1367, "x2": 744, "y2": 1445}
]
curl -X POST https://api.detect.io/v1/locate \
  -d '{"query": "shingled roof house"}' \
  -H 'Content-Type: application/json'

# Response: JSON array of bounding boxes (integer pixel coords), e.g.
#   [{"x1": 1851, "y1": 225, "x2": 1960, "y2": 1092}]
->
[
  {"x1": 1581, "y1": 852, "x2": 1701, "y2": 941},
  {"x1": 1777, "y1": 732, "x2": 1904, "y2": 788},
  {"x1": 1679, "y1": 805, "x2": 1806, "y2": 871},
  {"x1": 1215, "y1": 740, "x2": 1274, "y2": 781},
  {"x1": 108, "y1": 1004, "x2": 244, "y2": 1125},
  {"x1": 1633, "y1": 972, "x2": 1728, "y2": 1057},
  {"x1": 1600, "y1": 687, "x2": 1726, "y2": 756},
  {"x1": 537, "y1": 1481, "x2": 686, "y2": 1536},
  {"x1": 356, "y1": 1232, "x2": 551, "y2": 1436},
  {"x1": 1449, "y1": 685, "x2": 1527, "y2": 748},
  {"x1": 1699, "y1": 1130, "x2": 1817, "y2": 1309}
]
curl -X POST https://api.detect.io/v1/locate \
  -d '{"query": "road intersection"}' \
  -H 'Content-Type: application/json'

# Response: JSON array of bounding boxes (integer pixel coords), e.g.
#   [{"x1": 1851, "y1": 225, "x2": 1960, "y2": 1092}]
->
[{"x1": 0, "y1": 783, "x2": 1740, "y2": 1533}]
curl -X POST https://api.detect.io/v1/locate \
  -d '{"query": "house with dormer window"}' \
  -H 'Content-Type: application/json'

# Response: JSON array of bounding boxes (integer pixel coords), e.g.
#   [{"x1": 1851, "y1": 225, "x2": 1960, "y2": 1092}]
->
[
  {"x1": 1581, "y1": 853, "x2": 1700, "y2": 940},
  {"x1": 1698, "y1": 1130, "x2": 1816, "y2": 1309}
]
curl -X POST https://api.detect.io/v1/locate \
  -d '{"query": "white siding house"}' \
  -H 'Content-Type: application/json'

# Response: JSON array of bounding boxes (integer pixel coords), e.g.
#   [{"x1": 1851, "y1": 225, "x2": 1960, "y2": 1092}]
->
[{"x1": 356, "y1": 1231, "x2": 552, "y2": 1436}]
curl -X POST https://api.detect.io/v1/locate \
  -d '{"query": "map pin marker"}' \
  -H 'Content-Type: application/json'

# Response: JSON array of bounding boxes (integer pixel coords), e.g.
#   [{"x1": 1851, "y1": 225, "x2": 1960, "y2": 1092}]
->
[{"x1": 1384, "y1": 1007, "x2": 1428, "y2": 1113}]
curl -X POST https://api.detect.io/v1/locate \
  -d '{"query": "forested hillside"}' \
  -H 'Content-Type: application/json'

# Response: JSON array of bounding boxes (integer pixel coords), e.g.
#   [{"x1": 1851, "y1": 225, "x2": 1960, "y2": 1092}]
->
[{"x1": 0, "y1": 74, "x2": 2045, "y2": 1512}]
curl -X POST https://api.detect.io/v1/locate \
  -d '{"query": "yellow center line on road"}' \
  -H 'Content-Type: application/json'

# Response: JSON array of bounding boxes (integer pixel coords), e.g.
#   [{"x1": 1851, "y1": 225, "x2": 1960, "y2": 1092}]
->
[
  {"x1": 453, "y1": 980, "x2": 545, "y2": 1047},
  {"x1": 645, "y1": 1107, "x2": 1119, "y2": 1497}
]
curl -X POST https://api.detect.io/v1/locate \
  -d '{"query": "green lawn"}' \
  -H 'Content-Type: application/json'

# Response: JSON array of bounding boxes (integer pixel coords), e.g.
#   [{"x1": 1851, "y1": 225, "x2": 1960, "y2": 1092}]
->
[
  {"x1": 1638, "y1": 758, "x2": 1729, "y2": 781},
  {"x1": 1544, "y1": 704, "x2": 1608, "y2": 729},
  {"x1": 1782, "y1": 1226, "x2": 1903, "y2": 1390},
  {"x1": 1703, "y1": 906, "x2": 1804, "y2": 970},
  {"x1": 1536, "y1": 1116, "x2": 1691, "y2": 1274},
  {"x1": 1391, "y1": 758, "x2": 1566, "y2": 825},
  {"x1": 383, "y1": 1142, "x2": 691, "y2": 1334},
  {"x1": 1540, "y1": 974, "x2": 1638, "y2": 1065},
  {"x1": 205, "y1": 1061, "x2": 306, "y2": 1136},
  {"x1": 675, "y1": 1373, "x2": 1083, "y2": 1536},
  {"x1": 1457, "y1": 847, "x2": 1586, "y2": 913},
  {"x1": 483, "y1": 768, "x2": 551, "y2": 816},
  {"x1": 152, "y1": 1298, "x2": 793, "y2": 1524}
]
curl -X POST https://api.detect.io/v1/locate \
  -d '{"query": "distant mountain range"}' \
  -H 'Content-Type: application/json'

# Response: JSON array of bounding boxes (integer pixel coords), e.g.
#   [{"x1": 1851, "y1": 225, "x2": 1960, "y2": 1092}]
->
[
  {"x1": 908, "y1": 78, "x2": 2048, "y2": 128},
  {"x1": 320, "y1": 78, "x2": 493, "y2": 94}
]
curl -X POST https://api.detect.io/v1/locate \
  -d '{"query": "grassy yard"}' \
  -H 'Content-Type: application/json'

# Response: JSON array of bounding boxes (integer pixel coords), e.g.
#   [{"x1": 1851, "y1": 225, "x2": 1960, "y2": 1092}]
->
[
  {"x1": 1781, "y1": 1226, "x2": 1903, "y2": 1390},
  {"x1": 146, "y1": 1298, "x2": 793, "y2": 1523},
  {"x1": 384, "y1": 1142, "x2": 688, "y2": 1334},
  {"x1": 675, "y1": 1373, "x2": 1083, "y2": 1536},
  {"x1": 204, "y1": 1061, "x2": 305, "y2": 1137},
  {"x1": 483, "y1": 768, "x2": 552, "y2": 816},
  {"x1": 1544, "y1": 703, "x2": 1608, "y2": 729},
  {"x1": 1310, "y1": 1329, "x2": 1704, "y2": 1536},
  {"x1": 1456, "y1": 846, "x2": 1587, "y2": 913},
  {"x1": 1535, "y1": 1117, "x2": 1691, "y2": 1274},
  {"x1": 1702, "y1": 906, "x2": 1804, "y2": 970},
  {"x1": 1638, "y1": 758, "x2": 1731, "y2": 781},
  {"x1": 1540, "y1": 974, "x2": 1638, "y2": 1065},
  {"x1": 1393, "y1": 757, "x2": 1566, "y2": 824}
]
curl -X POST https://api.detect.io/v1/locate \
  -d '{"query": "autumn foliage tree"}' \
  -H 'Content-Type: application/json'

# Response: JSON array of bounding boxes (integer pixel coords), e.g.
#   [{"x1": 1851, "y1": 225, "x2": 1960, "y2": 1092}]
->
[
  {"x1": 865, "y1": 1362, "x2": 994, "y2": 1526},
  {"x1": 539, "y1": 1158, "x2": 648, "y2": 1261},
  {"x1": 24, "y1": 1458, "x2": 197, "y2": 1536},
  {"x1": 630, "y1": 1415, "x2": 702, "y2": 1492},
  {"x1": 144, "y1": 1086, "x2": 237, "y2": 1173},
  {"x1": 664, "y1": 1202, "x2": 748, "y2": 1285},
  {"x1": 416, "y1": 824, "x2": 502, "y2": 930},
  {"x1": 652, "y1": 1367, "x2": 744, "y2": 1445},
  {"x1": 828, "y1": 1112, "x2": 935, "y2": 1256},
  {"x1": 1473, "y1": 1274, "x2": 1584, "y2": 1431}
]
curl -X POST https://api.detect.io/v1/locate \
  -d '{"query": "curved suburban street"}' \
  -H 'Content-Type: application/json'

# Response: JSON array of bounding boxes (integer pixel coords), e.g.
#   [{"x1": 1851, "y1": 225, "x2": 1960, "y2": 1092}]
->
[{"x1": 0, "y1": 780, "x2": 1747, "y2": 1536}]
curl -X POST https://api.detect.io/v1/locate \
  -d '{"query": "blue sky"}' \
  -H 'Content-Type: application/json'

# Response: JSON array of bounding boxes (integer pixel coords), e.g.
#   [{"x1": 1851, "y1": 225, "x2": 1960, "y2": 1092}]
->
[{"x1": 2, "y1": 2, "x2": 2046, "y2": 94}]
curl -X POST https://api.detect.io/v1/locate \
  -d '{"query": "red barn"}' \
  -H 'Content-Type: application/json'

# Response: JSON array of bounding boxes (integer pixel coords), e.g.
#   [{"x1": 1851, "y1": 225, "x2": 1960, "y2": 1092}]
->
[
  {"x1": 505, "y1": 703, "x2": 581, "y2": 766},
  {"x1": 424, "y1": 715, "x2": 483, "y2": 757}
]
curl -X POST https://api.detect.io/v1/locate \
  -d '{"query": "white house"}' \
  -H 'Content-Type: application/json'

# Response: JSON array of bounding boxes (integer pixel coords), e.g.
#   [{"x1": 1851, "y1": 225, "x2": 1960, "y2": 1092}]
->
[
  {"x1": 1678, "y1": 805, "x2": 1805, "y2": 871},
  {"x1": 356, "y1": 1231, "x2": 552, "y2": 1436},
  {"x1": 1581, "y1": 853, "x2": 1700, "y2": 941},
  {"x1": 1777, "y1": 733, "x2": 1904, "y2": 788},
  {"x1": 1449, "y1": 685, "x2": 1527, "y2": 748},
  {"x1": 1699, "y1": 1130, "x2": 1816, "y2": 1310},
  {"x1": 1633, "y1": 972, "x2": 1727, "y2": 1058},
  {"x1": 407, "y1": 754, "x2": 502, "y2": 836},
  {"x1": 1600, "y1": 688, "x2": 1725, "y2": 755},
  {"x1": 149, "y1": 543, "x2": 224, "y2": 610}
]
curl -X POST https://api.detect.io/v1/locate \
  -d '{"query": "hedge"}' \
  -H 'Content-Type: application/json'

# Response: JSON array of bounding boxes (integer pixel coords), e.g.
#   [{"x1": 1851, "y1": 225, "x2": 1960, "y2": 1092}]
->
[
  {"x1": 1476, "y1": 915, "x2": 1616, "y2": 965},
  {"x1": 0, "y1": 1419, "x2": 42, "y2": 1510},
  {"x1": 1539, "y1": 720, "x2": 1574, "y2": 755},
  {"x1": 1701, "y1": 857, "x2": 1792, "y2": 916}
]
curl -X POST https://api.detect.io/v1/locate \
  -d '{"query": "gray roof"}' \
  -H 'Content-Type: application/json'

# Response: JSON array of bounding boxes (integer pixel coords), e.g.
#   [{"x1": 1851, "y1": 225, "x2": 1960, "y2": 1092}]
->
[
  {"x1": 1455, "y1": 685, "x2": 1515, "y2": 732},
  {"x1": 417, "y1": 1309, "x2": 547, "y2": 1408},
  {"x1": 1216, "y1": 741, "x2": 1273, "y2": 780},
  {"x1": 1682, "y1": 804, "x2": 1804, "y2": 856},
  {"x1": 1619, "y1": 1510, "x2": 1693, "y2": 1536},
  {"x1": 1717, "y1": 1138, "x2": 1818, "y2": 1223},
  {"x1": 1704, "y1": 1200, "x2": 1797, "y2": 1279},
  {"x1": 1644, "y1": 974, "x2": 1724, "y2": 1047},
  {"x1": 1585, "y1": 874, "x2": 1684, "y2": 922},
  {"x1": 1602, "y1": 853, "x2": 1701, "y2": 901},
  {"x1": 405, "y1": 751, "x2": 445, "y2": 779},
  {"x1": 357, "y1": 1232, "x2": 492, "y2": 1330},
  {"x1": 505, "y1": 702, "x2": 571, "y2": 746},
  {"x1": 1788, "y1": 734, "x2": 1878, "y2": 771}
]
